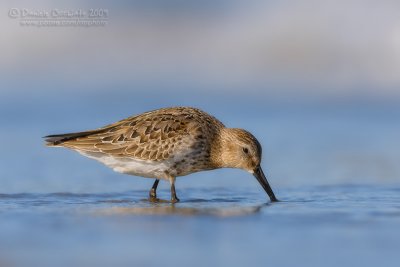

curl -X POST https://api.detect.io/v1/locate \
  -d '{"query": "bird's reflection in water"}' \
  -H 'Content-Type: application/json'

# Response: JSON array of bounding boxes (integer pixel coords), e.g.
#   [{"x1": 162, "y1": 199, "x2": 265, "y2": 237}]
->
[
  {"x1": 0, "y1": 190, "x2": 271, "y2": 217},
  {"x1": 98, "y1": 199, "x2": 268, "y2": 217}
]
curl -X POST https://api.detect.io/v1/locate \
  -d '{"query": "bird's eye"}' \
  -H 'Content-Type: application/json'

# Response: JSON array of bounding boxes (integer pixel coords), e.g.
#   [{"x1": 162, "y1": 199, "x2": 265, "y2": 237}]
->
[{"x1": 242, "y1": 147, "x2": 249, "y2": 154}]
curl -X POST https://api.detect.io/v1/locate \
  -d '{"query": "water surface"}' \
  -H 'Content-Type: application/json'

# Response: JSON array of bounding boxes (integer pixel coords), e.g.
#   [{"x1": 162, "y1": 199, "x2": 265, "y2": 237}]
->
[
  {"x1": 1, "y1": 91, "x2": 399, "y2": 267},
  {"x1": 1, "y1": 185, "x2": 399, "y2": 267}
]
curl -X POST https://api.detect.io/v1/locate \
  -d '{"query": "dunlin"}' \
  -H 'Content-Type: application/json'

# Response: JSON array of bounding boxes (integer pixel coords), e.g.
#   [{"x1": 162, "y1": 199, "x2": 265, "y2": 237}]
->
[{"x1": 45, "y1": 107, "x2": 277, "y2": 203}]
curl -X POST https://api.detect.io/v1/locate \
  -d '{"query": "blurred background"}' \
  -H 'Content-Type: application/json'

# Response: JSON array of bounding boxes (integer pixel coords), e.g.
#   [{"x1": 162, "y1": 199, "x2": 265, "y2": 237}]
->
[
  {"x1": 1, "y1": 0, "x2": 399, "y2": 192},
  {"x1": 0, "y1": 1, "x2": 399, "y2": 267}
]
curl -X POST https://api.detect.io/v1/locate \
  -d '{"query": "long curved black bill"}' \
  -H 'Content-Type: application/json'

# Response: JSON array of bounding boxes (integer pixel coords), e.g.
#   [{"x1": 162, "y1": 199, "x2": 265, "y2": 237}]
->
[{"x1": 253, "y1": 166, "x2": 278, "y2": 202}]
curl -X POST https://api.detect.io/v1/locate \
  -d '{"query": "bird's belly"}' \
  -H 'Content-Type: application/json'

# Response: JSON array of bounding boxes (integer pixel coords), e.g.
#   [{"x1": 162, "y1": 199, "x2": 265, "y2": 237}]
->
[{"x1": 79, "y1": 151, "x2": 174, "y2": 179}]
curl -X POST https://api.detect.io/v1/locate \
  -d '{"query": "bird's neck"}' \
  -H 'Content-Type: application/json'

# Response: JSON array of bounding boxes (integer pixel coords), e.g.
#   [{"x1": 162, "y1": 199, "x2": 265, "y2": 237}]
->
[{"x1": 211, "y1": 128, "x2": 241, "y2": 169}]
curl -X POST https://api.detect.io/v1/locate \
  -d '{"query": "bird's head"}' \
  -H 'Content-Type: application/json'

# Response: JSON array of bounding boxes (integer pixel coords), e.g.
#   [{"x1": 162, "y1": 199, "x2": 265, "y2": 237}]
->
[{"x1": 217, "y1": 128, "x2": 278, "y2": 202}]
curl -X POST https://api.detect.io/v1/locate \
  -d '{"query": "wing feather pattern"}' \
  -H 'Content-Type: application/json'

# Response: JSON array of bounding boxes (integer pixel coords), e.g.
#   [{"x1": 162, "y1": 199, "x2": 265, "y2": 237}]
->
[{"x1": 44, "y1": 107, "x2": 224, "y2": 161}]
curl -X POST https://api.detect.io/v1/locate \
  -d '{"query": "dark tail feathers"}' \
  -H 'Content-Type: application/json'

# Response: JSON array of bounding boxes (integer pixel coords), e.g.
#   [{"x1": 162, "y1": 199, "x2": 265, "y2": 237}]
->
[{"x1": 44, "y1": 130, "x2": 102, "y2": 146}]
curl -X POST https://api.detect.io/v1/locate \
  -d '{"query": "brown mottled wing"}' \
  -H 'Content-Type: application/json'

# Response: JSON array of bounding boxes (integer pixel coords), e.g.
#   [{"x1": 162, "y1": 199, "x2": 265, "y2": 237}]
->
[{"x1": 59, "y1": 107, "x2": 223, "y2": 161}]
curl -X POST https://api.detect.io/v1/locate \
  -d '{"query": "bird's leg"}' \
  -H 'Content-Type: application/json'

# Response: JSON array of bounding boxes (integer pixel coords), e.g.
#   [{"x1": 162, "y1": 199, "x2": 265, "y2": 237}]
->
[
  {"x1": 149, "y1": 179, "x2": 160, "y2": 202},
  {"x1": 169, "y1": 177, "x2": 180, "y2": 203}
]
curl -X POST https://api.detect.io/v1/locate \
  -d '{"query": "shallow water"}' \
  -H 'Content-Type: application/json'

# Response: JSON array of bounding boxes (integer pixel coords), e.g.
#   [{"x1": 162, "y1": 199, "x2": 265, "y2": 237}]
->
[
  {"x1": 1, "y1": 185, "x2": 399, "y2": 267},
  {"x1": 1, "y1": 90, "x2": 400, "y2": 266}
]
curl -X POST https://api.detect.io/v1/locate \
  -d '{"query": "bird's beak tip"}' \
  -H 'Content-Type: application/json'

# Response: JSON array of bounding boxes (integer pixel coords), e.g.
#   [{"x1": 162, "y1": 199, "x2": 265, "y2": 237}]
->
[{"x1": 253, "y1": 166, "x2": 278, "y2": 202}]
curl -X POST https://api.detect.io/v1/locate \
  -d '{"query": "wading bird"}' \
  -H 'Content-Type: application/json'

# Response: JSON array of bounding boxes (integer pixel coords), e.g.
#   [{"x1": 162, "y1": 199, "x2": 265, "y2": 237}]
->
[{"x1": 45, "y1": 107, "x2": 277, "y2": 203}]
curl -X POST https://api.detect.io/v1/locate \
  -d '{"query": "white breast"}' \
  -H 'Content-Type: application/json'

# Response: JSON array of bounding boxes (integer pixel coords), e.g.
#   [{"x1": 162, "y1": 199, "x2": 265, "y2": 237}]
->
[{"x1": 78, "y1": 151, "x2": 175, "y2": 180}]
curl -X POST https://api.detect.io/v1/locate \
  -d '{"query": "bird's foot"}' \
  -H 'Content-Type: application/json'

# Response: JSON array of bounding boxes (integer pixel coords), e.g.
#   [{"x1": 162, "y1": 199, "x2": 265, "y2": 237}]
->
[
  {"x1": 149, "y1": 188, "x2": 158, "y2": 200},
  {"x1": 149, "y1": 190, "x2": 159, "y2": 202},
  {"x1": 171, "y1": 196, "x2": 180, "y2": 203},
  {"x1": 149, "y1": 196, "x2": 160, "y2": 203}
]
